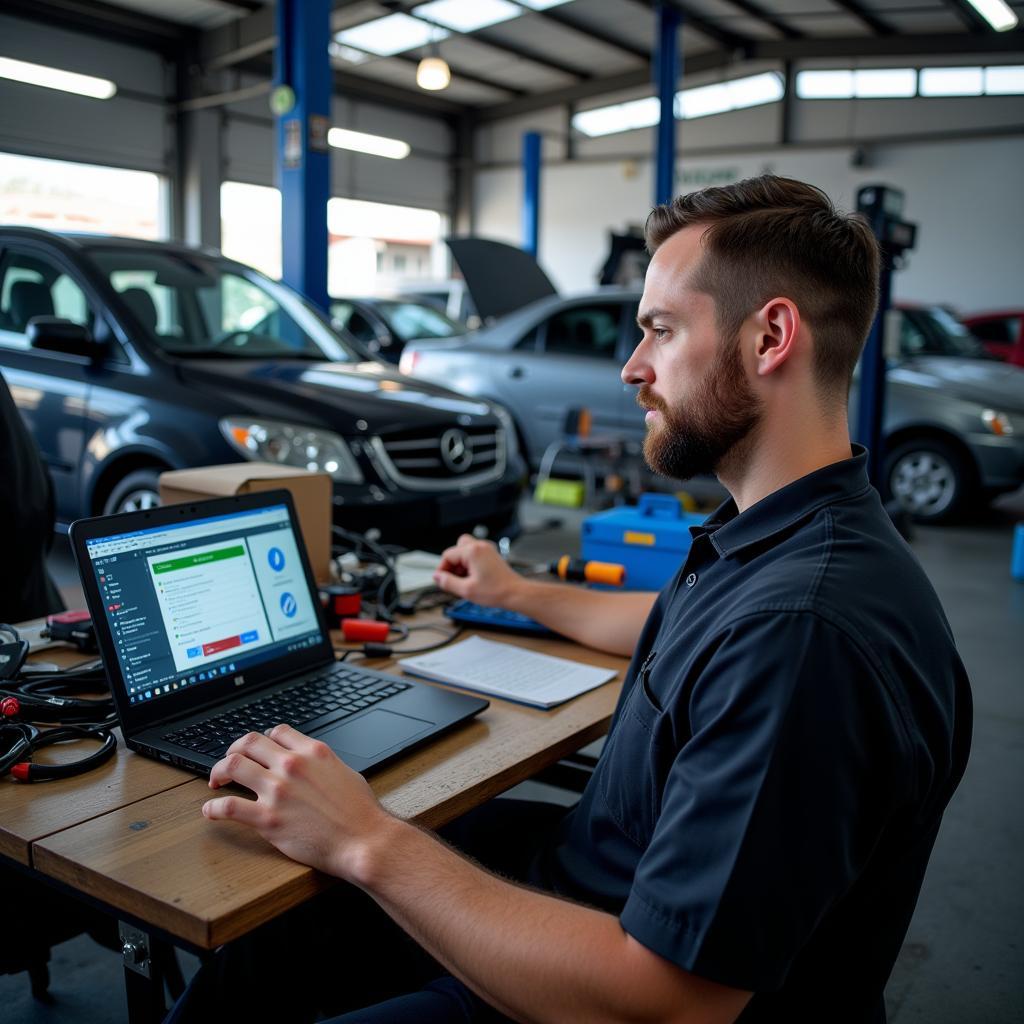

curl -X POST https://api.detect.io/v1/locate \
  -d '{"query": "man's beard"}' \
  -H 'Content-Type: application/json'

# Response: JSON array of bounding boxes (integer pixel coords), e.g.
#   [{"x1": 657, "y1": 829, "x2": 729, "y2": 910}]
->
[{"x1": 637, "y1": 333, "x2": 763, "y2": 481}]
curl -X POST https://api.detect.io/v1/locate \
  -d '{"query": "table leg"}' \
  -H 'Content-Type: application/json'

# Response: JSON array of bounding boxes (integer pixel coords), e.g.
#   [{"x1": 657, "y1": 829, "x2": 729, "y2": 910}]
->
[{"x1": 120, "y1": 922, "x2": 167, "y2": 1024}]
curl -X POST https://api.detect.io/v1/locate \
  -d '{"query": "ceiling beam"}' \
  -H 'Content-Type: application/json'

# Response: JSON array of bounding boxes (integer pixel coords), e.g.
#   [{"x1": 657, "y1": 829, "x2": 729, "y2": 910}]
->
[
  {"x1": 940, "y1": 0, "x2": 993, "y2": 32},
  {"x1": 508, "y1": 0, "x2": 653, "y2": 62},
  {"x1": 719, "y1": 0, "x2": 805, "y2": 40},
  {"x1": 632, "y1": 0, "x2": 753, "y2": 54},
  {"x1": 476, "y1": 49, "x2": 734, "y2": 123},
  {"x1": 451, "y1": 28, "x2": 593, "y2": 81},
  {"x1": 1, "y1": 0, "x2": 186, "y2": 55},
  {"x1": 827, "y1": 0, "x2": 895, "y2": 36},
  {"x1": 477, "y1": 27, "x2": 1024, "y2": 123}
]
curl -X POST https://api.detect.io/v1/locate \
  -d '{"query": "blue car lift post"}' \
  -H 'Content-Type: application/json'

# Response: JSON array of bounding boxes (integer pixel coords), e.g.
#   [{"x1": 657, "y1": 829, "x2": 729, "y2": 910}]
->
[
  {"x1": 522, "y1": 131, "x2": 542, "y2": 258},
  {"x1": 654, "y1": 3, "x2": 681, "y2": 206},
  {"x1": 275, "y1": 0, "x2": 332, "y2": 313}
]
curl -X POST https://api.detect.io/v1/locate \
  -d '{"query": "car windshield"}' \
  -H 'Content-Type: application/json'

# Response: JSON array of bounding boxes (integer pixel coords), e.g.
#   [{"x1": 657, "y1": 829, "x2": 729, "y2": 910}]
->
[
  {"x1": 375, "y1": 301, "x2": 466, "y2": 340},
  {"x1": 89, "y1": 248, "x2": 363, "y2": 361},
  {"x1": 900, "y1": 307, "x2": 991, "y2": 359}
]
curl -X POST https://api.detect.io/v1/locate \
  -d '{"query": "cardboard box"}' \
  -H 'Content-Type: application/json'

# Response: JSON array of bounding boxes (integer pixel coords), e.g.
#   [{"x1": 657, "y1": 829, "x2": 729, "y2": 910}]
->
[{"x1": 159, "y1": 464, "x2": 332, "y2": 583}]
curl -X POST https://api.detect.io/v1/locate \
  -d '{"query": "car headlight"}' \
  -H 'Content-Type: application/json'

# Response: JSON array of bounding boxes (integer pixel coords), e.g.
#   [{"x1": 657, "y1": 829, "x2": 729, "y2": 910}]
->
[
  {"x1": 981, "y1": 409, "x2": 1014, "y2": 437},
  {"x1": 489, "y1": 403, "x2": 519, "y2": 460},
  {"x1": 220, "y1": 418, "x2": 364, "y2": 483}
]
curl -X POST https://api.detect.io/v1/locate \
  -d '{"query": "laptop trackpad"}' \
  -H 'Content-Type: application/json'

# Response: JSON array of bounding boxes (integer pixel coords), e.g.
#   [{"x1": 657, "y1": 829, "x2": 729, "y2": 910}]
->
[{"x1": 320, "y1": 710, "x2": 433, "y2": 760}]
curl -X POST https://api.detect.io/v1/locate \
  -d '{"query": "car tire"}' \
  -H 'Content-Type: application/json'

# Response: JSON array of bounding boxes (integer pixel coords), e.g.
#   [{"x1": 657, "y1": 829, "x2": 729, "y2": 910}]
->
[
  {"x1": 882, "y1": 438, "x2": 974, "y2": 524},
  {"x1": 103, "y1": 469, "x2": 164, "y2": 516}
]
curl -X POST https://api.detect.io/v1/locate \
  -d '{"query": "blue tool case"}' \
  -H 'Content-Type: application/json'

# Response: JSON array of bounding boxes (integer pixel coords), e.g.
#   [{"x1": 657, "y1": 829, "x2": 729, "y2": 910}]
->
[{"x1": 581, "y1": 493, "x2": 705, "y2": 591}]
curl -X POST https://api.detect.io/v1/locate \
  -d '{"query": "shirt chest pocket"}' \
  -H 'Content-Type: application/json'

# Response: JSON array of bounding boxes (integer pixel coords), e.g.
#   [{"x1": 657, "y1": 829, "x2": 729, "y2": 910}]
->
[{"x1": 598, "y1": 660, "x2": 672, "y2": 848}]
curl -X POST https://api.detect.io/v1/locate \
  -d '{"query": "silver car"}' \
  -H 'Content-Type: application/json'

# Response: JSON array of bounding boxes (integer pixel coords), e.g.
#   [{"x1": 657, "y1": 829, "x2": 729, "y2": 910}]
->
[{"x1": 400, "y1": 256, "x2": 1024, "y2": 522}]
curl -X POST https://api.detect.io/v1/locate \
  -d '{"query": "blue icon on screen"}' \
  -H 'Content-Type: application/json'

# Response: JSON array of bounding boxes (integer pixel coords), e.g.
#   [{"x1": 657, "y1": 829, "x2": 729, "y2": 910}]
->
[
  {"x1": 145, "y1": 690, "x2": 152, "y2": 699},
  {"x1": 268, "y1": 547, "x2": 286, "y2": 572},
  {"x1": 186, "y1": 646, "x2": 201, "y2": 658},
  {"x1": 199, "y1": 672, "x2": 206, "y2": 681},
  {"x1": 280, "y1": 592, "x2": 297, "y2": 618},
  {"x1": 241, "y1": 630, "x2": 258, "y2": 644}
]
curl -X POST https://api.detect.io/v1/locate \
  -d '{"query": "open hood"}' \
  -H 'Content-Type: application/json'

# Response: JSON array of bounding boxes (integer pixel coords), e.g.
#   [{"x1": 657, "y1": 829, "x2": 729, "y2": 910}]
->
[{"x1": 446, "y1": 237, "x2": 558, "y2": 321}]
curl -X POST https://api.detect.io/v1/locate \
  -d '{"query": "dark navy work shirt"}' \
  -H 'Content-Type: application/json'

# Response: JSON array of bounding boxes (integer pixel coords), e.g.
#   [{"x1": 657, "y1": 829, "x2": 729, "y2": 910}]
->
[{"x1": 535, "y1": 447, "x2": 972, "y2": 1022}]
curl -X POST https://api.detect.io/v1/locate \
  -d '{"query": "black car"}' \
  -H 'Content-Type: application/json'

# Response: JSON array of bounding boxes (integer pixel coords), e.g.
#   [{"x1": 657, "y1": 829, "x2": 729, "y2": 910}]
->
[
  {"x1": 0, "y1": 228, "x2": 523, "y2": 549},
  {"x1": 330, "y1": 295, "x2": 467, "y2": 364}
]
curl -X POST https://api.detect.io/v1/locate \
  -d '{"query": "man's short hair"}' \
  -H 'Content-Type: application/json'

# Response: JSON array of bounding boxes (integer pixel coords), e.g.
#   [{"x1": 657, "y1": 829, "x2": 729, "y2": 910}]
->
[{"x1": 645, "y1": 175, "x2": 880, "y2": 400}]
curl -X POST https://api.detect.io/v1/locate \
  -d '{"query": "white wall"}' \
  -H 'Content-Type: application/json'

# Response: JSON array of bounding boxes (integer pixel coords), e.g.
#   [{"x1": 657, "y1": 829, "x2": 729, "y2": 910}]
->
[{"x1": 474, "y1": 93, "x2": 1024, "y2": 312}]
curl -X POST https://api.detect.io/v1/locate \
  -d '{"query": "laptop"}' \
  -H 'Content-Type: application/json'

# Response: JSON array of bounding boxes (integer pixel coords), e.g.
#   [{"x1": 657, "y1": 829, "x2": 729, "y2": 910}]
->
[{"x1": 70, "y1": 490, "x2": 488, "y2": 775}]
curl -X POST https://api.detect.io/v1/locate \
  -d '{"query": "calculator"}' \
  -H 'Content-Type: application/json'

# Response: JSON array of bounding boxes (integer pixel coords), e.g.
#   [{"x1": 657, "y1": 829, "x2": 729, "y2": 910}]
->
[{"x1": 444, "y1": 600, "x2": 559, "y2": 638}]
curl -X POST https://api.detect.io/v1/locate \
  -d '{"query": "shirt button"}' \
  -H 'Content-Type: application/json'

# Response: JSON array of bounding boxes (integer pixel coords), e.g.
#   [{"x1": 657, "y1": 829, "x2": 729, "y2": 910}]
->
[{"x1": 686, "y1": 572, "x2": 698, "y2": 587}]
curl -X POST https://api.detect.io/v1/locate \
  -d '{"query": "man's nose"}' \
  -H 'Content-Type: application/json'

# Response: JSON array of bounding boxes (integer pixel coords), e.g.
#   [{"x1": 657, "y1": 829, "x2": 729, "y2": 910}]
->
[{"x1": 621, "y1": 340, "x2": 653, "y2": 386}]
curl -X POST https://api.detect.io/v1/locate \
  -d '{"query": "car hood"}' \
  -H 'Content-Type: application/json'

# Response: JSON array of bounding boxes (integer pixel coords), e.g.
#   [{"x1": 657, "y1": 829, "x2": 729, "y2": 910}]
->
[
  {"x1": 176, "y1": 358, "x2": 497, "y2": 434},
  {"x1": 446, "y1": 237, "x2": 557, "y2": 321},
  {"x1": 892, "y1": 356, "x2": 1024, "y2": 411}
]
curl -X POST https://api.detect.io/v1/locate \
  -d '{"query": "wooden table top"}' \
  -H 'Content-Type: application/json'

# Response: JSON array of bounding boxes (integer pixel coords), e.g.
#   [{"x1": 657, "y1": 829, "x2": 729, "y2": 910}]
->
[{"x1": 10, "y1": 618, "x2": 626, "y2": 949}]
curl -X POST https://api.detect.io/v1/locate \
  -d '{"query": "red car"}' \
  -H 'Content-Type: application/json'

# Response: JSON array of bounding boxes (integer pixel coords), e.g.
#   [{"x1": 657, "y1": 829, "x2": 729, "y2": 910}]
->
[{"x1": 961, "y1": 311, "x2": 1024, "y2": 367}]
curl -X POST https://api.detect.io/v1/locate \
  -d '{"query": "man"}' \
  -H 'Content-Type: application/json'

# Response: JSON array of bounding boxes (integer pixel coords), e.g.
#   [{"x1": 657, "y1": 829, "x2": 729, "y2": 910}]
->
[
  {"x1": 0, "y1": 370, "x2": 64, "y2": 622},
  {"x1": 202, "y1": 176, "x2": 971, "y2": 1023}
]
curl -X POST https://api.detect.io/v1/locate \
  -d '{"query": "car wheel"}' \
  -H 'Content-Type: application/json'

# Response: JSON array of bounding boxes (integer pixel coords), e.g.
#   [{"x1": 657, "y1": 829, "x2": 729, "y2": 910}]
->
[
  {"x1": 103, "y1": 469, "x2": 163, "y2": 516},
  {"x1": 883, "y1": 439, "x2": 973, "y2": 524}
]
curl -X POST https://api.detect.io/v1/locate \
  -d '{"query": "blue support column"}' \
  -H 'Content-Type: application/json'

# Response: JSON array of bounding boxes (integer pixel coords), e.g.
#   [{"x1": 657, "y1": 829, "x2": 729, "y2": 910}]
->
[
  {"x1": 522, "y1": 131, "x2": 541, "y2": 257},
  {"x1": 855, "y1": 264, "x2": 893, "y2": 487},
  {"x1": 275, "y1": 0, "x2": 331, "y2": 312},
  {"x1": 653, "y1": 3, "x2": 681, "y2": 206}
]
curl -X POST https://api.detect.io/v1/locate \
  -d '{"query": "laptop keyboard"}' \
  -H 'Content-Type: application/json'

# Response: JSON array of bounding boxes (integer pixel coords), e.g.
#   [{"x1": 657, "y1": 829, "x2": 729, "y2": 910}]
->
[{"x1": 164, "y1": 665, "x2": 412, "y2": 760}]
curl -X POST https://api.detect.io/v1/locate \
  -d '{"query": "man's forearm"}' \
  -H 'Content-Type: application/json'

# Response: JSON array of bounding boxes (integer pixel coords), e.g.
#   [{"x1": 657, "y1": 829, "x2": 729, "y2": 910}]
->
[
  {"x1": 504, "y1": 577, "x2": 656, "y2": 657},
  {"x1": 349, "y1": 817, "x2": 732, "y2": 1024}
]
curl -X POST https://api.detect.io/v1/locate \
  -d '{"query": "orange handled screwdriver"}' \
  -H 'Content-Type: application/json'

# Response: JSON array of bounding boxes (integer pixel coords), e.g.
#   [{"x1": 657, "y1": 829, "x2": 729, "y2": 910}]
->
[{"x1": 549, "y1": 556, "x2": 626, "y2": 587}]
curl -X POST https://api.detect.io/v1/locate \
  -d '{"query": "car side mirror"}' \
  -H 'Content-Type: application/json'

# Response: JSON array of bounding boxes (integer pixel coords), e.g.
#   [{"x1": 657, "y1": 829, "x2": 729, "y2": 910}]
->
[{"x1": 27, "y1": 316, "x2": 100, "y2": 358}]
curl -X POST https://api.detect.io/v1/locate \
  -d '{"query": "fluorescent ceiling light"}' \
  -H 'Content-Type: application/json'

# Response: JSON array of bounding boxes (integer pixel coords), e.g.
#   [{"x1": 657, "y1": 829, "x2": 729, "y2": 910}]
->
[
  {"x1": 963, "y1": 0, "x2": 1018, "y2": 31},
  {"x1": 517, "y1": 0, "x2": 575, "y2": 8},
  {"x1": 853, "y1": 68, "x2": 916, "y2": 98},
  {"x1": 334, "y1": 13, "x2": 448, "y2": 57},
  {"x1": 328, "y1": 127, "x2": 411, "y2": 160},
  {"x1": 985, "y1": 64, "x2": 1024, "y2": 94},
  {"x1": 919, "y1": 66, "x2": 983, "y2": 96},
  {"x1": 677, "y1": 72, "x2": 784, "y2": 118},
  {"x1": 572, "y1": 96, "x2": 660, "y2": 137},
  {"x1": 796, "y1": 70, "x2": 852, "y2": 99},
  {"x1": 0, "y1": 56, "x2": 116, "y2": 99},
  {"x1": 415, "y1": 0, "x2": 521, "y2": 33}
]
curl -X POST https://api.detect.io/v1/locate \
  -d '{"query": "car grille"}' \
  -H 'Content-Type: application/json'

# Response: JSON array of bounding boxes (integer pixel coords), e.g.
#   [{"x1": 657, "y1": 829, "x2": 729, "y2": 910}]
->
[{"x1": 368, "y1": 425, "x2": 506, "y2": 491}]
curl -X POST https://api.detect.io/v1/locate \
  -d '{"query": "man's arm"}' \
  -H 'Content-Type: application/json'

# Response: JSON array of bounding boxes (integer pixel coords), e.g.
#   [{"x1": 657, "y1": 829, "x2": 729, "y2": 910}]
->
[
  {"x1": 433, "y1": 535, "x2": 655, "y2": 657},
  {"x1": 204, "y1": 727, "x2": 751, "y2": 1024}
]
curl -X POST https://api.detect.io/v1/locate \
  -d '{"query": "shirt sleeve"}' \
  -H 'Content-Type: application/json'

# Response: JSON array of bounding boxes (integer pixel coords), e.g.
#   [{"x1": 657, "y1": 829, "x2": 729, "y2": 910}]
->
[{"x1": 619, "y1": 609, "x2": 912, "y2": 992}]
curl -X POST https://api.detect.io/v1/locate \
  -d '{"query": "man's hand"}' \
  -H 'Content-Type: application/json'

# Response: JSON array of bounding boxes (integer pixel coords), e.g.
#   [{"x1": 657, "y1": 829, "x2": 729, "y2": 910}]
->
[
  {"x1": 433, "y1": 534, "x2": 524, "y2": 607},
  {"x1": 203, "y1": 724, "x2": 392, "y2": 882}
]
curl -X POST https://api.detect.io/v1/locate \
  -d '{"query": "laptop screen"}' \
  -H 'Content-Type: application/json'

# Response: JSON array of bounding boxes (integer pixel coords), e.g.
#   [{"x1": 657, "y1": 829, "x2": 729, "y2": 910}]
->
[{"x1": 83, "y1": 503, "x2": 324, "y2": 708}]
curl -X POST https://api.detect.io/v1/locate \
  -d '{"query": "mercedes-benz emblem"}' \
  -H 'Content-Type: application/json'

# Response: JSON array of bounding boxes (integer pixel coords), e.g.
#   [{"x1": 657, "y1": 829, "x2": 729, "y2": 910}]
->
[{"x1": 439, "y1": 428, "x2": 473, "y2": 473}]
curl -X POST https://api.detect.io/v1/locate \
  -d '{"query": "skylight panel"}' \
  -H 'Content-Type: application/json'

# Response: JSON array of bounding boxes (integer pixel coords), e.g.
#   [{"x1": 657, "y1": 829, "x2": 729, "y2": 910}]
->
[
  {"x1": 415, "y1": 0, "x2": 521, "y2": 33},
  {"x1": 334, "y1": 13, "x2": 448, "y2": 57}
]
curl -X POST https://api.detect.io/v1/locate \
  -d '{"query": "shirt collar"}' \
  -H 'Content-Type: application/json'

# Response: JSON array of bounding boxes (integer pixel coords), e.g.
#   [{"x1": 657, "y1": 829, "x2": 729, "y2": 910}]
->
[{"x1": 691, "y1": 445, "x2": 873, "y2": 559}]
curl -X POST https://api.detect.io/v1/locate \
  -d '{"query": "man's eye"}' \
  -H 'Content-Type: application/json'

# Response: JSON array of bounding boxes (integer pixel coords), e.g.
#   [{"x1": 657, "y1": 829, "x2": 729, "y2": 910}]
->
[{"x1": 653, "y1": 327, "x2": 670, "y2": 340}]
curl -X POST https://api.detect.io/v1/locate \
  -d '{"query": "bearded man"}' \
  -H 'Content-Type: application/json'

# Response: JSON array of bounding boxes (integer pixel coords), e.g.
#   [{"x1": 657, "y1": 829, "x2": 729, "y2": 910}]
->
[{"x1": 199, "y1": 176, "x2": 972, "y2": 1024}]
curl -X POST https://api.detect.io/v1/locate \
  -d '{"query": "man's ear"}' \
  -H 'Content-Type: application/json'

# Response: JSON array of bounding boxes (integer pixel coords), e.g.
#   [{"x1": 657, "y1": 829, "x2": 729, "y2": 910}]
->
[{"x1": 752, "y1": 298, "x2": 801, "y2": 377}]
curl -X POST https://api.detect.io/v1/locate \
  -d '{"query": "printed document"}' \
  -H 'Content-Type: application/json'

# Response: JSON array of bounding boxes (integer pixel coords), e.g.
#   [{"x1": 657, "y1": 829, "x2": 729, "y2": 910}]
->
[{"x1": 400, "y1": 635, "x2": 617, "y2": 708}]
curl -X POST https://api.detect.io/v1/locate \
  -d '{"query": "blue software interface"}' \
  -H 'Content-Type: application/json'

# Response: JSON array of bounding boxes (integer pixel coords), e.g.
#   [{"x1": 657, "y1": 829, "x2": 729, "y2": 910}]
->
[{"x1": 85, "y1": 504, "x2": 323, "y2": 706}]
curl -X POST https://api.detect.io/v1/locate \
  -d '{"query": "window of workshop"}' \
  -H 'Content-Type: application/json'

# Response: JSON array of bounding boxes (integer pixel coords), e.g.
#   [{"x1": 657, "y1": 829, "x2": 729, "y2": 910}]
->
[
  {"x1": 220, "y1": 181, "x2": 448, "y2": 296},
  {"x1": 0, "y1": 151, "x2": 166, "y2": 239}
]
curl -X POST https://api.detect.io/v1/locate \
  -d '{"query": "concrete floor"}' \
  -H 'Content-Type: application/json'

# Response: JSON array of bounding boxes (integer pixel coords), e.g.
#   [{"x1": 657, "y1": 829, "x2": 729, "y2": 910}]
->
[{"x1": 4, "y1": 488, "x2": 1023, "y2": 1023}]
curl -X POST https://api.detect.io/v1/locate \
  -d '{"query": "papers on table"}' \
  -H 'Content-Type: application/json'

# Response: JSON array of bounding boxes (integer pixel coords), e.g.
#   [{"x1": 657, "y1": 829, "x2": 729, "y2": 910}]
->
[{"x1": 399, "y1": 635, "x2": 617, "y2": 709}]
